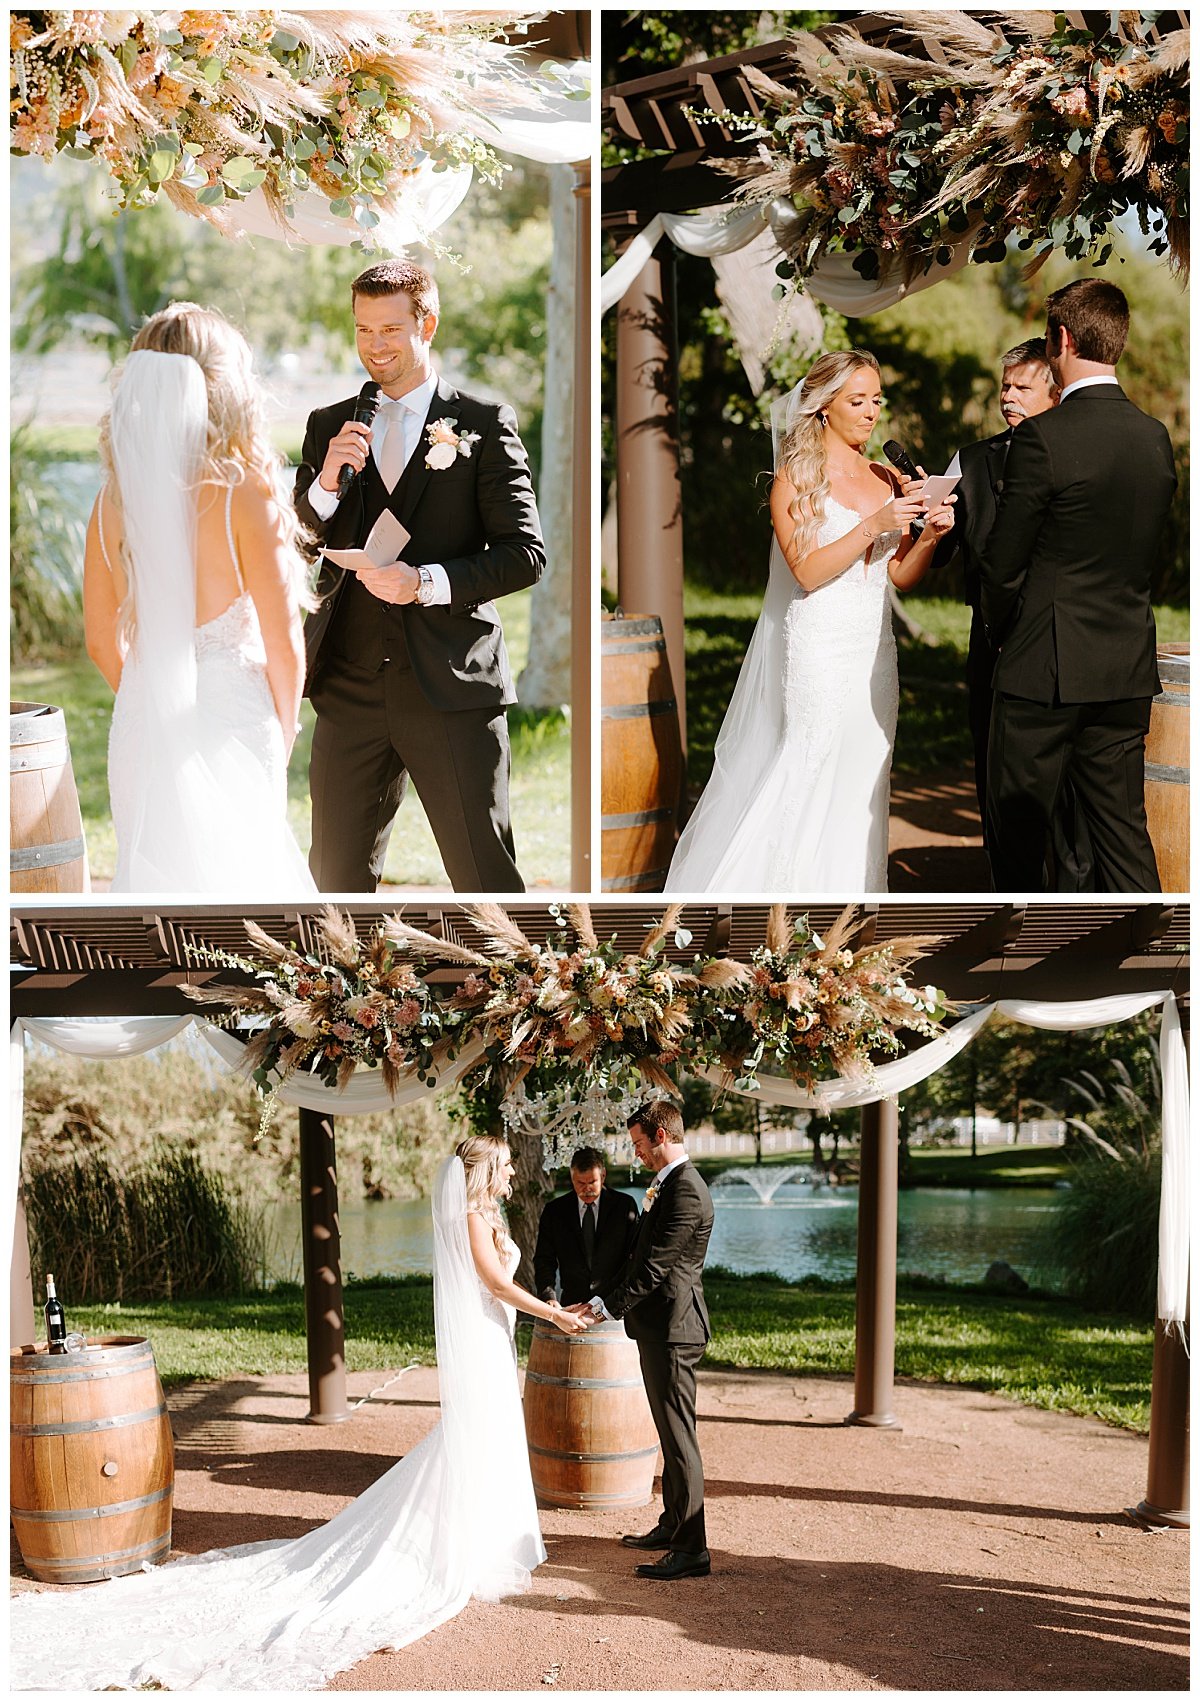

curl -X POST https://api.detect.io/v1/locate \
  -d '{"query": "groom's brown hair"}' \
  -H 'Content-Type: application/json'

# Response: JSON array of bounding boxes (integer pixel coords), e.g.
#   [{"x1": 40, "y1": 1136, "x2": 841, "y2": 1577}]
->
[
  {"x1": 629, "y1": 1101, "x2": 684, "y2": 1144},
  {"x1": 351, "y1": 259, "x2": 439, "y2": 321},
  {"x1": 1046, "y1": 279, "x2": 1129, "y2": 365}
]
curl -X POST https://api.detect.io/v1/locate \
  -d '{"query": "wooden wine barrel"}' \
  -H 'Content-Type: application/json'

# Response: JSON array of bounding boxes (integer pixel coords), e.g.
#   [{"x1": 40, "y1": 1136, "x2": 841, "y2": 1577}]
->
[
  {"x1": 523, "y1": 1318, "x2": 658, "y2": 1510},
  {"x1": 10, "y1": 1336, "x2": 174, "y2": 1583},
  {"x1": 10, "y1": 701, "x2": 91, "y2": 892},
  {"x1": 600, "y1": 614, "x2": 682, "y2": 893},
  {"x1": 1145, "y1": 646, "x2": 1189, "y2": 892}
]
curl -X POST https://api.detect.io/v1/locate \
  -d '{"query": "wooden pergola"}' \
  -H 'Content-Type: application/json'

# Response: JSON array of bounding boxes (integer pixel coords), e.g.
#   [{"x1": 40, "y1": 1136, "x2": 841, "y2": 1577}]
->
[
  {"x1": 10, "y1": 900, "x2": 1189, "y2": 1525},
  {"x1": 601, "y1": 10, "x2": 1190, "y2": 757}
]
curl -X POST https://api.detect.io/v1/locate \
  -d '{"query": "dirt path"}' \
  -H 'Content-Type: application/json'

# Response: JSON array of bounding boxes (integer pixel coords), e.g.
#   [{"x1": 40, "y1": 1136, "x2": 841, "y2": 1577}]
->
[
  {"x1": 12, "y1": 1365, "x2": 1186, "y2": 1690},
  {"x1": 889, "y1": 768, "x2": 990, "y2": 891}
]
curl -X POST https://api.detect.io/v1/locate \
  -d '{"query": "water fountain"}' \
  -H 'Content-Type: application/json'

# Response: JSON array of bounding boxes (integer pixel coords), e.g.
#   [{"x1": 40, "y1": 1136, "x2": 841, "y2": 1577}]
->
[{"x1": 709, "y1": 1164, "x2": 814, "y2": 1204}]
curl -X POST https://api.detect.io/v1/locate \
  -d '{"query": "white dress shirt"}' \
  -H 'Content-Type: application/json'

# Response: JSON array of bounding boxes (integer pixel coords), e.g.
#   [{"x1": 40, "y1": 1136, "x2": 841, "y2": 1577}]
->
[
  {"x1": 306, "y1": 371, "x2": 450, "y2": 604},
  {"x1": 1058, "y1": 374, "x2": 1120, "y2": 404}
]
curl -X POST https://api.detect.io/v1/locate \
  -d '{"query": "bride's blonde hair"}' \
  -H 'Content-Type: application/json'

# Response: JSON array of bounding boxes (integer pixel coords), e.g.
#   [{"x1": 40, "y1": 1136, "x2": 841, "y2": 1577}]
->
[
  {"x1": 776, "y1": 349, "x2": 881, "y2": 568},
  {"x1": 456, "y1": 1133, "x2": 510, "y2": 1248},
  {"x1": 99, "y1": 300, "x2": 314, "y2": 611}
]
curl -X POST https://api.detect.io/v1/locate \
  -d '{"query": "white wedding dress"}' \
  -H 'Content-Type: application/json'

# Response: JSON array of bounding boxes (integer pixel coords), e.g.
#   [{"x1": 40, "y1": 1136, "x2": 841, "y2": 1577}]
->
[
  {"x1": 667, "y1": 460, "x2": 901, "y2": 894},
  {"x1": 10, "y1": 1159, "x2": 545, "y2": 1692},
  {"x1": 102, "y1": 350, "x2": 314, "y2": 894}
]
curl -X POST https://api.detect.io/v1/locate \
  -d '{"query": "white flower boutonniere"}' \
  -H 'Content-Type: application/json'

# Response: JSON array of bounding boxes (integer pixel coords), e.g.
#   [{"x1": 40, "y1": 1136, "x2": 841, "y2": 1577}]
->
[{"x1": 424, "y1": 416, "x2": 481, "y2": 471}]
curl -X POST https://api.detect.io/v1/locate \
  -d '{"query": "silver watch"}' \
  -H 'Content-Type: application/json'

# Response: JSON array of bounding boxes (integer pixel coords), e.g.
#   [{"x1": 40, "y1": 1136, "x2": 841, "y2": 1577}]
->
[{"x1": 415, "y1": 565, "x2": 434, "y2": 606}]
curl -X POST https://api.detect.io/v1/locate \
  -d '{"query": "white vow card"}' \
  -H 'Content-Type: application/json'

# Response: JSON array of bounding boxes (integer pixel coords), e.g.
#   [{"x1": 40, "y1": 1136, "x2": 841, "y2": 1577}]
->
[
  {"x1": 913, "y1": 473, "x2": 960, "y2": 507},
  {"x1": 324, "y1": 510, "x2": 411, "y2": 575}
]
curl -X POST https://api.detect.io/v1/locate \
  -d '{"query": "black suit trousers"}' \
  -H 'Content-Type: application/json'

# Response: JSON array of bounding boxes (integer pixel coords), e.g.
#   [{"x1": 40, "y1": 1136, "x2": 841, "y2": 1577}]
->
[
  {"x1": 986, "y1": 693, "x2": 1158, "y2": 893},
  {"x1": 636, "y1": 1336, "x2": 706, "y2": 1554},
  {"x1": 309, "y1": 653, "x2": 522, "y2": 893}
]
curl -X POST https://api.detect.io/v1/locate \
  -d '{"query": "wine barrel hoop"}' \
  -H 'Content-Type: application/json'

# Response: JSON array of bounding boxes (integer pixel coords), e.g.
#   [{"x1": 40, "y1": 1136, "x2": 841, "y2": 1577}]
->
[
  {"x1": 603, "y1": 867, "x2": 673, "y2": 891},
  {"x1": 10, "y1": 738, "x2": 70, "y2": 769},
  {"x1": 525, "y1": 1371, "x2": 645, "y2": 1390},
  {"x1": 11, "y1": 836, "x2": 88, "y2": 872},
  {"x1": 601, "y1": 699, "x2": 676, "y2": 720},
  {"x1": 527, "y1": 1443, "x2": 660, "y2": 1463},
  {"x1": 27, "y1": 1534, "x2": 171, "y2": 1577},
  {"x1": 11, "y1": 1359, "x2": 155, "y2": 1384},
  {"x1": 605, "y1": 617, "x2": 664, "y2": 638},
  {"x1": 1146, "y1": 761, "x2": 1188, "y2": 784},
  {"x1": 13, "y1": 1484, "x2": 173, "y2": 1522},
  {"x1": 602, "y1": 807, "x2": 673, "y2": 830},
  {"x1": 12, "y1": 1403, "x2": 168, "y2": 1438}
]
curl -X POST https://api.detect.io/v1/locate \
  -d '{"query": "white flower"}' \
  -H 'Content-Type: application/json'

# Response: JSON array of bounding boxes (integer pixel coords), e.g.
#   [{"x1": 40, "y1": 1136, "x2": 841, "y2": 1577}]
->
[{"x1": 425, "y1": 442, "x2": 457, "y2": 471}]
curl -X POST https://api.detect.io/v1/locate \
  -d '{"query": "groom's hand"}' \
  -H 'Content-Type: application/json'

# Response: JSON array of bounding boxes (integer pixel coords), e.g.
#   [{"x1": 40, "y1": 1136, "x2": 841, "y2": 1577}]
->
[
  {"x1": 355, "y1": 560, "x2": 421, "y2": 605},
  {"x1": 318, "y1": 421, "x2": 372, "y2": 493}
]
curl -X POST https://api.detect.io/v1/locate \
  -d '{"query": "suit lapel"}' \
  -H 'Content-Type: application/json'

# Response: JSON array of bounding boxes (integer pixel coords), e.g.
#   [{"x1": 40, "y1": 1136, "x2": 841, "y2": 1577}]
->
[
  {"x1": 394, "y1": 375, "x2": 459, "y2": 531},
  {"x1": 985, "y1": 432, "x2": 1009, "y2": 499}
]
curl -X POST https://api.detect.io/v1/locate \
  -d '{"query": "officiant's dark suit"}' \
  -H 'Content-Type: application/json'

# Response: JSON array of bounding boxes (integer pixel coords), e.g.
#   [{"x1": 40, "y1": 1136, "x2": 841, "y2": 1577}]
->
[
  {"x1": 601, "y1": 1154, "x2": 714, "y2": 1558},
  {"x1": 296, "y1": 374, "x2": 544, "y2": 893},
  {"x1": 534, "y1": 1185, "x2": 639, "y2": 1307},
  {"x1": 980, "y1": 383, "x2": 1176, "y2": 892}
]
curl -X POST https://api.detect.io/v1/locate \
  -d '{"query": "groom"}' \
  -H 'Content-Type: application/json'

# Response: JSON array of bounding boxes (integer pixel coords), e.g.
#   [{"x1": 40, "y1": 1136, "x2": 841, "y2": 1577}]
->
[
  {"x1": 295, "y1": 260, "x2": 545, "y2": 892},
  {"x1": 980, "y1": 279, "x2": 1176, "y2": 892},
  {"x1": 577, "y1": 1101, "x2": 715, "y2": 1581}
]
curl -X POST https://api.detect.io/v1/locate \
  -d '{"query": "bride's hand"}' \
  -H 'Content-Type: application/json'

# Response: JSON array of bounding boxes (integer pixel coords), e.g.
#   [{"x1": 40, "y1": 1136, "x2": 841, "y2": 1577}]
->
[
  {"x1": 550, "y1": 1304, "x2": 590, "y2": 1335},
  {"x1": 869, "y1": 487, "x2": 927, "y2": 535},
  {"x1": 923, "y1": 496, "x2": 957, "y2": 537}
]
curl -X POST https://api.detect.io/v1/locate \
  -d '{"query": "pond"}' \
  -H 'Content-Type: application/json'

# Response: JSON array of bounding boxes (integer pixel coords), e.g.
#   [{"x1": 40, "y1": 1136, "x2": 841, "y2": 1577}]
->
[{"x1": 265, "y1": 1178, "x2": 1064, "y2": 1291}]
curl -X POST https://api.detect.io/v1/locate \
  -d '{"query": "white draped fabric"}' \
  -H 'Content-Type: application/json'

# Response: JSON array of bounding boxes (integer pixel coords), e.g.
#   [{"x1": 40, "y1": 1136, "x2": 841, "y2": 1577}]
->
[
  {"x1": 600, "y1": 199, "x2": 973, "y2": 318},
  {"x1": 697, "y1": 990, "x2": 1187, "y2": 1329},
  {"x1": 10, "y1": 989, "x2": 1188, "y2": 1327}
]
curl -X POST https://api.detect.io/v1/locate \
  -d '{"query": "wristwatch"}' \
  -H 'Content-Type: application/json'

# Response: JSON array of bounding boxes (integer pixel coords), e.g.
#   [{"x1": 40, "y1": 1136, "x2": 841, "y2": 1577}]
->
[{"x1": 415, "y1": 565, "x2": 434, "y2": 606}]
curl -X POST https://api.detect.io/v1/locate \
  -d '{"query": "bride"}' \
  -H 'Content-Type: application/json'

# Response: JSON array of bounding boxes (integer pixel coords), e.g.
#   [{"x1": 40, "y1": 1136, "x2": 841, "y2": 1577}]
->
[
  {"x1": 665, "y1": 349, "x2": 955, "y2": 894},
  {"x1": 10, "y1": 1135, "x2": 589, "y2": 1692},
  {"x1": 84, "y1": 301, "x2": 316, "y2": 893}
]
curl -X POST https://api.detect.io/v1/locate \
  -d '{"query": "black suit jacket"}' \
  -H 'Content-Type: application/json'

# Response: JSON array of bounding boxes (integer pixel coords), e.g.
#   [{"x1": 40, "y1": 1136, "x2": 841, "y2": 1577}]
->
[
  {"x1": 295, "y1": 375, "x2": 545, "y2": 711},
  {"x1": 980, "y1": 385, "x2": 1176, "y2": 704},
  {"x1": 602, "y1": 1162, "x2": 714, "y2": 1346},
  {"x1": 931, "y1": 429, "x2": 1009, "y2": 611},
  {"x1": 533, "y1": 1187, "x2": 639, "y2": 1306}
]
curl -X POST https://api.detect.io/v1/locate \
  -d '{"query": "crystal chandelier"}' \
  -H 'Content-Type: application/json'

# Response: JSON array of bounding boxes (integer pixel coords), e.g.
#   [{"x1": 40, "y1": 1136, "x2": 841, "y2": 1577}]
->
[{"x1": 500, "y1": 1079, "x2": 646, "y2": 1172}]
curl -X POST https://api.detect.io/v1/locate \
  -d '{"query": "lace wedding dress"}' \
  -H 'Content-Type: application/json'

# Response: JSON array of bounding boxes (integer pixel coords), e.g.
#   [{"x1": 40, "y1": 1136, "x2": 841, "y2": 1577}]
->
[
  {"x1": 666, "y1": 494, "x2": 901, "y2": 895},
  {"x1": 103, "y1": 350, "x2": 314, "y2": 894},
  {"x1": 10, "y1": 1159, "x2": 545, "y2": 1692}
]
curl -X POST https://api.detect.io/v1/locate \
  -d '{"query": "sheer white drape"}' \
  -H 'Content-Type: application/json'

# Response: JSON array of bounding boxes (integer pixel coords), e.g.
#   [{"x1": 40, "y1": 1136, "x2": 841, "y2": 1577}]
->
[
  {"x1": 600, "y1": 200, "x2": 973, "y2": 317},
  {"x1": 10, "y1": 991, "x2": 1188, "y2": 1327}
]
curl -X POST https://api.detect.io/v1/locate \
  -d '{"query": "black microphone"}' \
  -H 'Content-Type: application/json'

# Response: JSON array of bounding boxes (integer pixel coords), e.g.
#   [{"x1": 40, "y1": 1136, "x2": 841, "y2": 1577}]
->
[
  {"x1": 336, "y1": 381, "x2": 383, "y2": 499},
  {"x1": 882, "y1": 438, "x2": 923, "y2": 541}
]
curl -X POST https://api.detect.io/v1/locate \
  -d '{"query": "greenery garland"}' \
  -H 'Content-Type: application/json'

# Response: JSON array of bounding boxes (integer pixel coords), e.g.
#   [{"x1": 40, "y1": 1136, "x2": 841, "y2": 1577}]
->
[
  {"x1": 9, "y1": 9, "x2": 545, "y2": 244},
  {"x1": 716, "y1": 9, "x2": 1188, "y2": 286},
  {"x1": 183, "y1": 904, "x2": 948, "y2": 1131}
]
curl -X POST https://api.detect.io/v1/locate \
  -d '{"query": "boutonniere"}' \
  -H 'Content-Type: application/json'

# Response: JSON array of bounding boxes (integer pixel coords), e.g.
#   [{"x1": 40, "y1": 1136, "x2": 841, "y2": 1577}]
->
[
  {"x1": 643, "y1": 1179, "x2": 661, "y2": 1213},
  {"x1": 424, "y1": 416, "x2": 481, "y2": 471}
]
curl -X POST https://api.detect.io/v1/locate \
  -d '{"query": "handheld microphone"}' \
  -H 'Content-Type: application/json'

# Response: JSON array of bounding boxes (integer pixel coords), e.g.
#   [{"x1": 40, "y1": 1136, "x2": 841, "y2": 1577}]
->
[
  {"x1": 336, "y1": 381, "x2": 383, "y2": 500},
  {"x1": 882, "y1": 439, "x2": 923, "y2": 540}
]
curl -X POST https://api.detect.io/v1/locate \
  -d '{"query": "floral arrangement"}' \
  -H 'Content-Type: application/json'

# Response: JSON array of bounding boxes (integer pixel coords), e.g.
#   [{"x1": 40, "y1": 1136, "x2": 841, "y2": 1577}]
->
[
  {"x1": 10, "y1": 9, "x2": 544, "y2": 243},
  {"x1": 182, "y1": 907, "x2": 471, "y2": 1132},
  {"x1": 717, "y1": 10, "x2": 1188, "y2": 285},
  {"x1": 182, "y1": 903, "x2": 949, "y2": 1130},
  {"x1": 424, "y1": 417, "x2": 481, "y2": 470}
]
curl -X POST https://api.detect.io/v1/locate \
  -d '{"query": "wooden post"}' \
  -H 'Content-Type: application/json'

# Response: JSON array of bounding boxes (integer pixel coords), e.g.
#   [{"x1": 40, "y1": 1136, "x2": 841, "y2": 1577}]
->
[
  {"x1": 571, "y1": 157, "x2": 592, "y2": 891},
  {"x1": 297, "y1": 1107, "x2": 349, "y2": 1424},
  {"x1": 847, "y1": 1097, "x2": 901, "y2": 1429},
  {"x1": 615, "y1": 239, "x2": 687, "y2": 757}
]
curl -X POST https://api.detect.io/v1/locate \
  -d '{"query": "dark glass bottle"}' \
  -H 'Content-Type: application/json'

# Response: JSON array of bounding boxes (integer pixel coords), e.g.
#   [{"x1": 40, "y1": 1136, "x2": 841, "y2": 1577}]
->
[{"x1": 44, "y1": 1274, "x2": 67, "y2": 1353}]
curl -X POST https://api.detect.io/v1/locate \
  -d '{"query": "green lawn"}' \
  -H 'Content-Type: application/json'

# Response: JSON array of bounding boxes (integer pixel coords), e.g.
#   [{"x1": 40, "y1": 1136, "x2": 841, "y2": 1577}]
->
[
  {"x1": 686, "y1": 1143, "x2": 1072, "y2": 1189},
  {"x1": 13, "y1": 586, "x2": 569, "y2": 889},
  {"x1": 682, "y1": 587, "x2": 1191, "y2": 789},
  {"x1": 72, "y1": 1271, "x2": 1154, "y2": 1432}
]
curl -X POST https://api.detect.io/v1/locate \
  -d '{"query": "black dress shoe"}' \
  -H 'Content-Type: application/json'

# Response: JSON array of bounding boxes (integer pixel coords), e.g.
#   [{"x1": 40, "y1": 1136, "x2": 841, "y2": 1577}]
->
[
  {"x1": 635, "y1": 1548, "x2": 712, "y2": 1580},
  {"x1": 621, "y1": 1528, "x2": 673, "y2": 1551}
]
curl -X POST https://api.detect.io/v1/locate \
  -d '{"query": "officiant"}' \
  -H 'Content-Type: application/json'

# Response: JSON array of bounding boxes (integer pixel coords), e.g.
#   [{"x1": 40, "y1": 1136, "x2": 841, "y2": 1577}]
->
[
  {"x1": 534, "y1": 1147, "x2": 639, "y2": 1307},
  {"x1": 932, "y1": 338, "x2": 1091, "y2": 890}
]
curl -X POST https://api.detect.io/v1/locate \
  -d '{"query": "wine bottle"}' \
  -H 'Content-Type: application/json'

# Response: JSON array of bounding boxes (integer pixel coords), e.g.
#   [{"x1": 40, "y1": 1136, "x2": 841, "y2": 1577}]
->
[{"x1": 44, "y1": 1274, "x2": 67, "y2": 1354}]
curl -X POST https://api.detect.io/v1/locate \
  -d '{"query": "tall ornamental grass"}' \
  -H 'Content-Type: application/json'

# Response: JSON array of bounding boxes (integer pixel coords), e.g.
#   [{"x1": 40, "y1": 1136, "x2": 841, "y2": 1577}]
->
[{"x1": 23, "y1": 1146, "x2": 271, "y2": 1302}]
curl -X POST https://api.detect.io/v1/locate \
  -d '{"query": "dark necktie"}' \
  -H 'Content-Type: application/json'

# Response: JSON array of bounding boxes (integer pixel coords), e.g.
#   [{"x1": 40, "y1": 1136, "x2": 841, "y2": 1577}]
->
[{"x1": 581, "y1": 1203, "x2": 596, "y2": 1266}]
